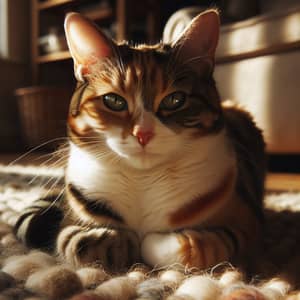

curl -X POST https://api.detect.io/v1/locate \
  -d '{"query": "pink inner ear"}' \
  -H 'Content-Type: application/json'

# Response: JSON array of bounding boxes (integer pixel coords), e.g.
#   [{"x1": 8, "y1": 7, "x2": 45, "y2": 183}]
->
[{"x1": 65, "y1": 13, "x2": 113, "y2": 68}]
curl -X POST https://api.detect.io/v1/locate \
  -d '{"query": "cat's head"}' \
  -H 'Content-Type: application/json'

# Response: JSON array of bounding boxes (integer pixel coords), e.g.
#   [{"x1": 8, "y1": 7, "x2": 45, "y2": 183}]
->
[{"x1": 64, "y1": 10, "x2": 223, "y2": 169}]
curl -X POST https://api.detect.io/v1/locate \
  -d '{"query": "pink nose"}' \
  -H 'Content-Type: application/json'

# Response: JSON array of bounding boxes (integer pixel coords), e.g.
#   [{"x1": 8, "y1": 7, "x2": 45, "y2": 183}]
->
[{"x1": 135, "y1": 130, "x2": 154, "y2": 147}]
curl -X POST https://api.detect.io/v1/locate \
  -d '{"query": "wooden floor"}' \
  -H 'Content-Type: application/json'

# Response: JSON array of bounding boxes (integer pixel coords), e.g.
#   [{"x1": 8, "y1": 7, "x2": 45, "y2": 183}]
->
[
  {"x1": 0, "y1": 153, "x2": 300, "y2": 192},
  {"x1": 266, "y1": 173, "x2": 300, "y2": 192}
]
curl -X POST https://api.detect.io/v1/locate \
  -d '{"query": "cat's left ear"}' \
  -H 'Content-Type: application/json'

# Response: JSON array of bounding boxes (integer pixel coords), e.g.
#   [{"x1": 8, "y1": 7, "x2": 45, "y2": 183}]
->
[
  {"x1": 64, "y1": 12, "x2": 115, "y2": 81},
  {"x1": 172, "y1": 9, "x2": 220, "y2": 75}
]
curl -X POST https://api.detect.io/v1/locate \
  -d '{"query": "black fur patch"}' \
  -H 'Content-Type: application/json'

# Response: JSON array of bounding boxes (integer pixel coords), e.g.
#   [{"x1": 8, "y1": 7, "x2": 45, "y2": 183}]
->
[
  {"x1": 14, "y1": 196, "x2": 64, "y2": 250},
  {"x1": 68, "y1": 183, "x2": 124, "y2": 223}
]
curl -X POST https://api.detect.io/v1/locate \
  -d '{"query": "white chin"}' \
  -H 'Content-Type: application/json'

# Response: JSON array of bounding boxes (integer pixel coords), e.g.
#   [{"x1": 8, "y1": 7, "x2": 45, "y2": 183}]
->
[
  {"x1": 125, "y1": 152, "x2": 162, "y2": 169},
  {"x1": 107, "y1": 143, "x2": 163, "y2": 169}
]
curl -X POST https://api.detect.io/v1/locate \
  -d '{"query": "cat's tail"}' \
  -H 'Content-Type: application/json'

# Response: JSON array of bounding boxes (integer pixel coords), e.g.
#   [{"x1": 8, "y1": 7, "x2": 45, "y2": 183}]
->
[{"x1": 14, "y1": 194, "x2": 64, "y2": 251}]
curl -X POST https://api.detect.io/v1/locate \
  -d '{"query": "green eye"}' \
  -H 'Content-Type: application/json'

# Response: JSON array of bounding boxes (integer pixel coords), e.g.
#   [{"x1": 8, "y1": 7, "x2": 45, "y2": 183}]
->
[
  {"x1": 159, "y1": 92, "x2": 186, "y2": 111},
  {"x1": 102, "y1": 93, "x2": 128, "y2": 111}
]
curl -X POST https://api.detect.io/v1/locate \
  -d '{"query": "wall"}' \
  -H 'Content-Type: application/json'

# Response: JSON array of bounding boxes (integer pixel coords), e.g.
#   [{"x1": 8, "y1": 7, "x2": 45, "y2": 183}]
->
[
  {"x1": 215, "y1": 51, "x2": 300, "y2": 154},
  {"x1": 0, "y1": 0, "x2": 30, "y2": 151}
]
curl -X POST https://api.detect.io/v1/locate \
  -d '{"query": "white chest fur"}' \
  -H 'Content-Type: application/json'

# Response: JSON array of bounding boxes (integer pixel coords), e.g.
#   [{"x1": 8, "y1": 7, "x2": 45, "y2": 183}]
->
[{"x1": 66, "y1": 130, "x2": 236, "y2": 236}]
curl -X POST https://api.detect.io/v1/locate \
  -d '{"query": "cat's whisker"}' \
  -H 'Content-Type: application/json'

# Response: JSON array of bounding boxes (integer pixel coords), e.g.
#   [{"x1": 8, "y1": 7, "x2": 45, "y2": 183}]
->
[
  {"x1": 41, "y1": 187, "x2": 66, "y2": 215},
  {"x1": 27, "y1": 155, "x2": 66, "y2": 186},
  {"x1": 39, "y1": 179, "x2": 62, "y2": 196},
  {"x1": 8, "y1": 137, "x2": 69, "y2": 166},
  {"x1": 38, "y1": 153, "x2": 66, "y2": 168},
  {"x1": 27, "y1": 166, "x2": 63, "y2": 186},
  {"x1": 39, "y1": 144, "x2": 69, "y2": 158},
  {"x1": 40, "y1": 175, "x2": 64, "y2": 198}
]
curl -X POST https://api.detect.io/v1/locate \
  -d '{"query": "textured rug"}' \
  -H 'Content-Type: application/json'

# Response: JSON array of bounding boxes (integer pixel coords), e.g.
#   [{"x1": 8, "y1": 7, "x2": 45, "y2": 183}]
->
[{"x1": 0, "y1": 163, "x2": 300, "y2": 300}]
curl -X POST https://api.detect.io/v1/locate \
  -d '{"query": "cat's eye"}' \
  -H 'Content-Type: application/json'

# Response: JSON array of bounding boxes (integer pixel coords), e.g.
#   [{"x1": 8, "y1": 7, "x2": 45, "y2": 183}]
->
[
  {"x1": 159, "y1": 92, "x2": 186, "y2": 111},
  {"x1": 102, "y1": 93, "x2": 128, "y2": 111}
]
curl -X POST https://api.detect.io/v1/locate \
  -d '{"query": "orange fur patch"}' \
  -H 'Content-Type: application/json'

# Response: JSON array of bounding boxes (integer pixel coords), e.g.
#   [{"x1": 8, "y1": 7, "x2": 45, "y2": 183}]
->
[
  {"x1": 169, "y1": 168, "x2": 236, "y2": 227},
  {"x1": 178, "y1": 232, "x2": 206, "y2": 268},
  {"x1": 68, "y1": 115, "x2": 93, "y2": 136}
]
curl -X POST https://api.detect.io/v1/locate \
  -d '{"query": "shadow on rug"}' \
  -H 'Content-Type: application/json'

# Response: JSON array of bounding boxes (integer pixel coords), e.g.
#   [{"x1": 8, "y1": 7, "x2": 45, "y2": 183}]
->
[{"x1": 0, "y1": 164, "x2": 300, "y2": 299}]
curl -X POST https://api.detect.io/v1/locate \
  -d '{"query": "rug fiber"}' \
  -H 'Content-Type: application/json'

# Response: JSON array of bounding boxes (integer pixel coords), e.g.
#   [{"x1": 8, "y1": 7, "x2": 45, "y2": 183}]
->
[{"x1": 0, "y1": 164, "x2": 300, "y2": 299}]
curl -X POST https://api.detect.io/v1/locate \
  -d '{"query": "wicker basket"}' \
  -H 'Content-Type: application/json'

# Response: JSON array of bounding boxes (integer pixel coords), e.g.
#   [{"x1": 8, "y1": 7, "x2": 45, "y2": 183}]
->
[{"x1": 15, "y1": 86, "x2": 72, "y2": 149}]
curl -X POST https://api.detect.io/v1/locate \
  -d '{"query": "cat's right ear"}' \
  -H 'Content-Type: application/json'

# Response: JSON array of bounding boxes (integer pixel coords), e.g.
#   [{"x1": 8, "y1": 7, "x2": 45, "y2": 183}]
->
[
  {"x1": 171, "y1": 10, "x2": 220, "y2": 76},
  {"x1": 64, "y1": 12, "x2": 115, "y2": 81}
]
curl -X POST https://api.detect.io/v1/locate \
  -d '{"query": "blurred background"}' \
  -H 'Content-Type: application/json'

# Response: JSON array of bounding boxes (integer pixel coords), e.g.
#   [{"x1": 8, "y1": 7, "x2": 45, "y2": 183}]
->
[{"x1": 0, "y1": 0, "x2": 299, "y2": 176}]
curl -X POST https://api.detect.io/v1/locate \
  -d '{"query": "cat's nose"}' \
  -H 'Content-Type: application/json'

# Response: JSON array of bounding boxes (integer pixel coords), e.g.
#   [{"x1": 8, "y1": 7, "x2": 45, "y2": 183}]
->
[{"x1": 134, "y1": 130, "x2": 154, "y2": 147}]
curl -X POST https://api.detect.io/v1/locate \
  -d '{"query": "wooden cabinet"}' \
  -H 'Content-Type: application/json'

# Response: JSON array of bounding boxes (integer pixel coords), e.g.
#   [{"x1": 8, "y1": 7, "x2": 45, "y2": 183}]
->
[{"x1": 31, "y1": 0, "x2": 161, "y2": 85}]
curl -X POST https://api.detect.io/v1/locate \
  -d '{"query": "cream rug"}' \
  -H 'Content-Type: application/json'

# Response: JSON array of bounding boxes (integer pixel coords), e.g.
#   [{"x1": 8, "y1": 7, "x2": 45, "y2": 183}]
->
[{"x1": 0, "y1": 163, "x2": 300, "y2": 300}]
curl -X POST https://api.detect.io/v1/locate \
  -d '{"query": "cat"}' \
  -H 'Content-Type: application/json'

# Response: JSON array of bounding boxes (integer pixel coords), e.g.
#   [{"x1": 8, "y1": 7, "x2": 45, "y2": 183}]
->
[{"x1": 14, "y1": 9, "x2": 265, "y2": 272}]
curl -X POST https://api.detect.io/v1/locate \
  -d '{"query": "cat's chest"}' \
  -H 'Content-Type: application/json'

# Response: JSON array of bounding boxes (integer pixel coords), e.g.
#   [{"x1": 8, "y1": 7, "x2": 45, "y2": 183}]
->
[
  {"x1": 66, "y1": 140, "x2": 235, "y2": 235},
  {"x1": 66, "y1": 158, "x2": 200, "y2": 232}
]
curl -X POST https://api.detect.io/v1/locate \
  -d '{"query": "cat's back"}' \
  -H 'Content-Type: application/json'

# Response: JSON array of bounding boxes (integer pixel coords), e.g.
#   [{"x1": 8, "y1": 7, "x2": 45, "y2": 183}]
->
[
  {"x1": 222, "y1": 100, "x2": 266, "y2": 216},
  {"x1": 222, "y1": 100, "x2": 265, "y2": 160}
]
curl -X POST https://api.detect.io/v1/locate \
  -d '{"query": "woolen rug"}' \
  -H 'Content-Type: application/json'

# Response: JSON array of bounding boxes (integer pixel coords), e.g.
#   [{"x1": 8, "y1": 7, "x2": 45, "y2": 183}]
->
[{"x1": 0, "y1": 163, "x2": 300, "y2": 299}]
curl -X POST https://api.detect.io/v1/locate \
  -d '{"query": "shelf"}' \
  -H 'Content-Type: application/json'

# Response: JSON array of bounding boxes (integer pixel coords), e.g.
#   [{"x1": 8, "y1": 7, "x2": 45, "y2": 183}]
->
[
  {"x1": 37, "y1": 50, "x2": 71, "y2": 63},
  {"x1": 84, "y1": 7, "x2": 113, "y2": 21},
  {"x1": 38, "y1": 0, "x2": 113, "y2": 19},
  {"x1": 216, "y1": 41, "x2": 300, "y2": 64},
  {"x1": 39, "y1": 0, "x2": 78, "y2": 10},
  {"x1": 39, "y1": 0, "x2": 113, "y2": 21}
]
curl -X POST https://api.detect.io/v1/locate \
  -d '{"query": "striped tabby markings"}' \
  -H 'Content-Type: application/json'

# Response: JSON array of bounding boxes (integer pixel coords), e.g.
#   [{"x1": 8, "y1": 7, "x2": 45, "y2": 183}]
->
[
  {"x1": 66, "y1": 183, "x2": 124, "y2": 225},
  {"x1": 177, "y1": 230, "x2": 234, "y2": 268},
  {"x1": 169, "y1": 167, "x2": 236, "y2": 227}
]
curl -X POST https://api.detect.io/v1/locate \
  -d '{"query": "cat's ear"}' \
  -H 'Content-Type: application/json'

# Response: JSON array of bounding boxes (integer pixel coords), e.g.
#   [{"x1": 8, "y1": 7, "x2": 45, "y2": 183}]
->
[
  {"x1": 64, "y1": 12, "x2": 115, "y2": 81},
  {"x1": 172, "y1": 9, "x2": 220, "y2": 75}
]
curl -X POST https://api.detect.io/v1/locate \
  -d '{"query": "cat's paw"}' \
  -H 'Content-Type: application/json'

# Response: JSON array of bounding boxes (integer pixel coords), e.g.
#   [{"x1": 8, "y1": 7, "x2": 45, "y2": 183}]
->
[
  {"x1": 57, "y1": 226, "x2": 140, "y2": 271},
  {"x1": 141, "y1": 232, "x2": 184, "y2": 268},
  {"x1": 141, "y1": 230, "x2": 230, "y2": 269}
]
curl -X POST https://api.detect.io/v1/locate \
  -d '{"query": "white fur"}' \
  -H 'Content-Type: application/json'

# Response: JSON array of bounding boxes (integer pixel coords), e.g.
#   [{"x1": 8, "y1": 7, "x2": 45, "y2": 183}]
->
[
  {"x1": 67, "y1": 122, "x2": 236, "y2": 236},
  {"x1": 141, "y1": 232, "x2": 183, "y2": 268}
]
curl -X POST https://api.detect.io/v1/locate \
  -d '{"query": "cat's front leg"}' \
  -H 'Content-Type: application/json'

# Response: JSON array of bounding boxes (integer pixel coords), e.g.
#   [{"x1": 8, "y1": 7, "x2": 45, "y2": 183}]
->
[
  {"x1": 57, "y1": 225, "x2": 140, "y2": 271},
  {"x1": 141, "y1": 229, "x2": 237, "y2": 270}
]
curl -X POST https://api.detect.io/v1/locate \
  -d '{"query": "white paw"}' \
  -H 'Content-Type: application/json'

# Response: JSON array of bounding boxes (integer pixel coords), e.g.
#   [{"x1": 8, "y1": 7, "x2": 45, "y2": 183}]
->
[{"x1": 141, "y1": 232, "x2": 182, "y2": 268}]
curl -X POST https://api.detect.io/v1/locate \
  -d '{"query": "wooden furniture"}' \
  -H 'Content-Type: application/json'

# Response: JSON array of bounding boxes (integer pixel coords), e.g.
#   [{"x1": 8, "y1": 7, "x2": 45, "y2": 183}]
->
[{"x1": 30, "y1": 0, "x2": 161, "y2": 85}]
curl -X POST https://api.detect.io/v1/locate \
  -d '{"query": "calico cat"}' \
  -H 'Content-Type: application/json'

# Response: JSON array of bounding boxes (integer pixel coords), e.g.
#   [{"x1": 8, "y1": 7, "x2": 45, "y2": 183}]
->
[{"x1": 15, "y1": 9, "x2": 265, "y2": 272}]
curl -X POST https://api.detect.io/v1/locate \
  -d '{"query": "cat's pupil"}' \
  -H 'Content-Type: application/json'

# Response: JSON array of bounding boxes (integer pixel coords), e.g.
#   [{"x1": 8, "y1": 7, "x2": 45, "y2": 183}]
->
[
  {"x1": 159, "y1": 92, "x2": 186, "y2": 111},
  {"x1": 103, "y1": 93, "x2": 128, "y2": 111}
]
